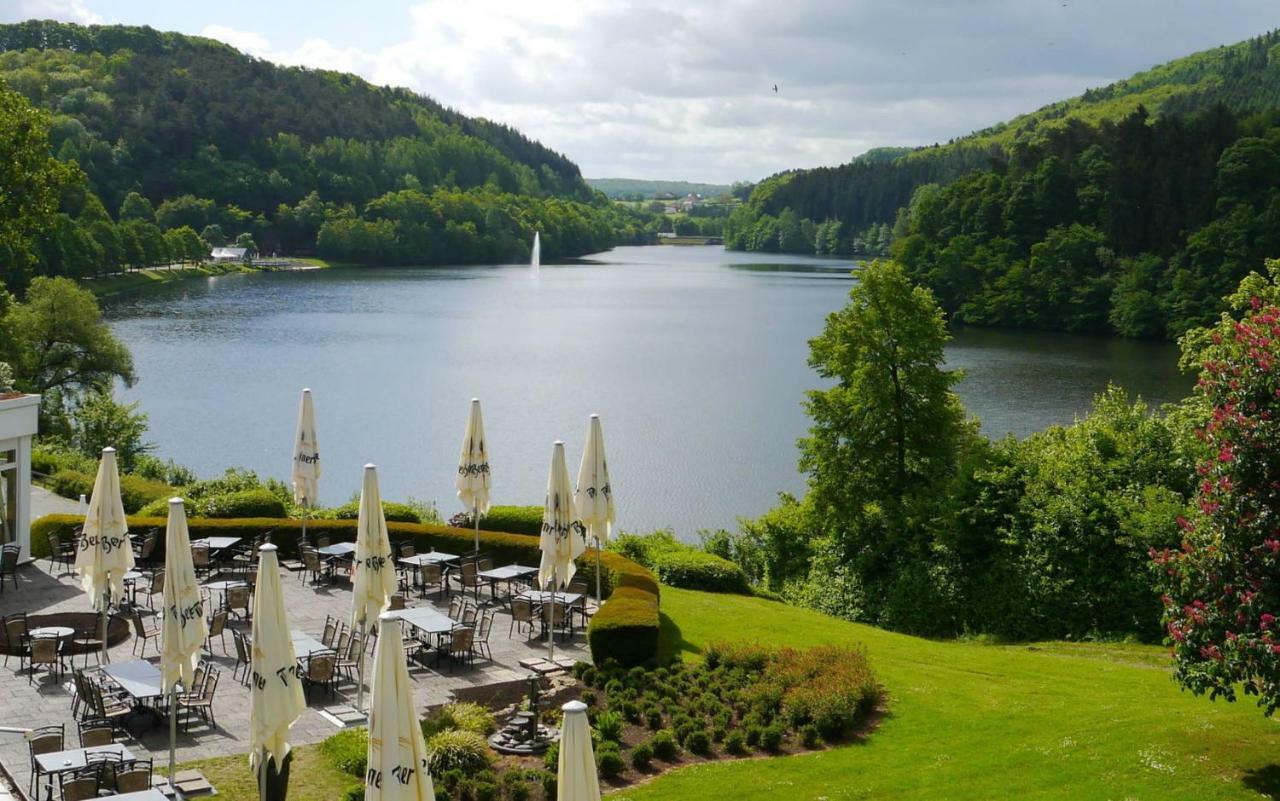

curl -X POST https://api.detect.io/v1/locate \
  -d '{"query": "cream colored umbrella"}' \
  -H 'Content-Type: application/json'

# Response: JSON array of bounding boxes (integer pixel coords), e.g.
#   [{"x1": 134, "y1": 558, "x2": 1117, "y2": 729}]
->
[
  {"x1": 160, "y1": 498, "x2": 208, "y2": 794},
  {"x1": 292, "y1": 388, "x2": 321, "y2": 543},
  {"x1": 574, "y1": 415, "x2": 615, "y2": 604},
  {"x1": 455, "y1": 398, "x2": 491, "y2": 553},
  {"x1": 538, "y1": 441, "x2": 585, "y2": 665},
  {"x1": 557, "y1": 700, "x2": 601, "y2": 801},
  {"x1": 249, "y1": 544, "x2": 306, "y2": 801},
  {"x1": 351, "y1": 464, "x2": 396, "y2": 714},
  {"x1": 365, "y1": 613, "x2": 435, "y2": 801},
  {"x1": 75, "y1": 447, "x2": 134, "y2": 662}
]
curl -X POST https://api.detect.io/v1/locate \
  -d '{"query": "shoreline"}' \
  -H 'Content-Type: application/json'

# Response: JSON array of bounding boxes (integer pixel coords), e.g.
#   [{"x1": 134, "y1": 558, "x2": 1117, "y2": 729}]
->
[{"x1": 83, "y1": 258, "x2": 329, "y2": 300}]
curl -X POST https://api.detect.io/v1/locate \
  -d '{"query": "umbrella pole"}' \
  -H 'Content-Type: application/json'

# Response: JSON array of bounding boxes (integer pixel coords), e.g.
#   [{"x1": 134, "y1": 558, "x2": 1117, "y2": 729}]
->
[
  {"x1": 301, "y1": 503, "x2": 308, "y2": 546},
  {"x1": 101, "y1": 589, "x2": 109, "y2": 664},
  {"x1": 355, "y1": 619, "x2": 367, "y2": 713},
  {"x1": 259, "y1": 748, "x2": 267, "y2": 801},
  {"x1": 594, "y1": 535, "x2": 602, "y2": 605},
  {"x1": 473, "y1": 503, "x2": 479, "y2": 554},
  {"x1": 548, "y1": 567, "x2": 556, "y2": 666},
  {"x1": 168, "y1": 686, "x2": 177, "y2": 795}
]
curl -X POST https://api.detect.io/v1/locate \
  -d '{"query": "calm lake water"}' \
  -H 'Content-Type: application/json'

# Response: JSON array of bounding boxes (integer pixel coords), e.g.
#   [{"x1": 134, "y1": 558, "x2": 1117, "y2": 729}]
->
[{"x1": 105, "y1": 246, "x2": 1189, "y2": 538}]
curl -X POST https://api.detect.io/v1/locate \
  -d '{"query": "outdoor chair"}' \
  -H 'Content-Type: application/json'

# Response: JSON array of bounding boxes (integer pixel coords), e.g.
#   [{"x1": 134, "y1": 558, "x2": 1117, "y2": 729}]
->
[
  {"x1": 86, "y1": 750, "x2": 124, "y2": 790},
  {"x1": 232, "y1": 532, "x2": 271, "y2": 575},
  {"x1": 475, "y1": 608, "x2": 495, "y2": 660},
  {"x1": 232, "y1": 630, "x2": 251, "y2": 685},
  {"x1": 508, "y1": 597, "x2": 535, "y2": 638},
  {"x1": 302, "y1": 547, "x2": 332, "y2": 584},
  {"x1": 442, "y1": 626, "x2": 475, "y2": 672},
  {"x1": 336, "y1": 633, "x2": 362, "y2": 681},
  {"x1": 78, "y1": 718, "x2": 114, "y2": 747},
  {"x1": 547, "y1": 600, "x2": 574, "y2": 641},
  {"x1": 448, "y1": 595, "x2": 464, "y2": 620},
  {"x1": 191, "y1": 545, "x2": 212, "y2": 578},
  {"x1": 143, "y1": 568, "x2": 165, "y2": 609},
  {"x1": 388, "y1": 594, "x2": 406, "y2": 611},
  {"x1": 417, "y1": 563, "x2": 444, "y2": 600},
  {"x1": 2, "y1": 611, "x2": 28, "y2": 670},
  {"x1": 453, "y1": 561, "x2": 483, "y2": 599},
  {"x1": 316, "y1": 535, "x2": 331, "y2": 549},
  {"x1": 60, "y1": 771, "x2": 99, "y2": 801},
  {"x1": 225, "y1": 586, "x2": 252, "y2": 622},
  {"x1": 460, "y1": 599, "x2": 479, "y2": 627},
  {"x1": 477, "y1": 556, "x2": 494, "y2": 573},
  {"x1": 321, "y1": 616, "x2": 338, "y2": 647},
  {"x1": 0, "y1": 543, "x2": 20, "y2": 591},
  {"x1": 47, "y1": 532, "x2": 77, "y2": 573},
  {"x1": 400, "y1": 543, "x2": 416, "y2": 559},
  {"x1": 133, "y1": 529, "x2": 159, "y2": 565},
  {"x1": 206, "y1": 610, "x2": 229, "y2": 654},
  {"x1": 88, "y1": 681, "x2": 131, "y2": 732},
  {"x1": 26, "y1": 723, "x2": 64, "y2": 799},
  {"x1": 179, "y1": 668, "x2": 220, "y2": 731},
  {"x1": 72, "y1": 626, "x2": 104, "y2": 669},
  {"x1": 28, "y1": 634, "x2": 64, "y2": 686},
  {"x1": 113, "y1": 758, "x2": 153, "y2": 794},
  {"x1": 303, "y1": 652, "x2": 337, "y2": 701},
  {"x1": 130, "y1": 609, "x2": 161, "y2": 657}
]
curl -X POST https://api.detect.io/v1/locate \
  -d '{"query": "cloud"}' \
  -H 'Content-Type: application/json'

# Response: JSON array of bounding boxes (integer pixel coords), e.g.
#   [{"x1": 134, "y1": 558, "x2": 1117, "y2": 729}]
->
[
  {"x1": 0, "y1": 0, "x2": 100, "y2": 25},
  {"x1": 185, "y1": 1, "x2": 1280, "y2": 182}
]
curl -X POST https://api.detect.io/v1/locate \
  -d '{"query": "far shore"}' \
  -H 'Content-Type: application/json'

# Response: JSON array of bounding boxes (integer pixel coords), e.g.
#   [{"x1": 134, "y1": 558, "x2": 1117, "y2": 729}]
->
[{"x1": 82, "y1": 258, "x2": 330, "y2": 299}]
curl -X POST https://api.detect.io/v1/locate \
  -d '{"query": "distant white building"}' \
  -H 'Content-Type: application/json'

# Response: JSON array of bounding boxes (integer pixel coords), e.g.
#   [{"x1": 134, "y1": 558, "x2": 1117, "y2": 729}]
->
[{"x1": 210, "y1": 247, "x2": 248, "y2": 263}]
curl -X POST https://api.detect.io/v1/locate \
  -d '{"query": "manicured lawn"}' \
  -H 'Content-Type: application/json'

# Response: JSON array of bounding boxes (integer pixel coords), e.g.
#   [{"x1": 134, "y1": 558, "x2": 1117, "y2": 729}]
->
[
  {"x1": 616, "y1": 587, "x2": 1280, "y2": 801},
  {"x1": 169, "y1": 745, "x2": 358, "y2": 801}
]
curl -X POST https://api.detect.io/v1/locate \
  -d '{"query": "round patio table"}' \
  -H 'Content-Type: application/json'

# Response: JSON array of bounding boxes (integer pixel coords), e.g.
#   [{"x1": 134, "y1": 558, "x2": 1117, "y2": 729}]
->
[{"x1": 30, "y1": 626, "x2": 75, "y2": 640}]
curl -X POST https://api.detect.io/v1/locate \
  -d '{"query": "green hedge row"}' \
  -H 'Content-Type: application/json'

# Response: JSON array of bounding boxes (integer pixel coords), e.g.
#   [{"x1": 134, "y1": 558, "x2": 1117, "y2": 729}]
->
[
  {"x1": 46, "y1": 469, "x2": 173, "y2": 513},
  {"x1": 653, "y1": 550, "x2": 751, "y2": 594},
  {"x1": 455, "y1": 505, "x2": 543, "y2": 536},
  {"x1": 30, "y1": 513, "x2": 660, "y2": 666}
]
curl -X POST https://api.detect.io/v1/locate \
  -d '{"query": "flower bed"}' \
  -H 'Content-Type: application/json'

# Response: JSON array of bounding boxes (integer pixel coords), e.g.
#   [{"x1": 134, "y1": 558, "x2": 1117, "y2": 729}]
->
[{"x1": 29, "y1": 513, "x2": 660, "y2": 666}]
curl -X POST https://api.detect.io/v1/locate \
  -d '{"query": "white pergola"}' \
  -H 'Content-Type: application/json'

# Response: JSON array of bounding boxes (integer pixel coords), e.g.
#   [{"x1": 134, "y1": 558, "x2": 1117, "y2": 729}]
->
[{"x1": 0, "y1": 394, "x2": 39, "y2": 562}]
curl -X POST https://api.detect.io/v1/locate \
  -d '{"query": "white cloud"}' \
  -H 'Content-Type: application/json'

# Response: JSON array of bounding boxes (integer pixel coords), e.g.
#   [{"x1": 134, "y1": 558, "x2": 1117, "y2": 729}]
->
[
  {"x1": 184, "y1": 1, "x2": 1280, "y2": 182},
  {"x1": 1, "y1": 0, "x2": 100, "y2": 25}
]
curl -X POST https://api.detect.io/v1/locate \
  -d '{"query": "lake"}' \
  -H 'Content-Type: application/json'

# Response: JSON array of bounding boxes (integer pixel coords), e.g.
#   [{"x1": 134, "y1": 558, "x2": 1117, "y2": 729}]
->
[{"x1": 105, "y1": 246, "x2": 1189, "y2": 538}]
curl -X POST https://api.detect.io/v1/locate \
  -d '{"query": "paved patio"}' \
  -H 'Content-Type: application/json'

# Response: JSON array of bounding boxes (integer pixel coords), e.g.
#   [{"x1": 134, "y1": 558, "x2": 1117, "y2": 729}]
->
[{"x1": 0, "y1": 551, "x2": 588, "y2": 800}]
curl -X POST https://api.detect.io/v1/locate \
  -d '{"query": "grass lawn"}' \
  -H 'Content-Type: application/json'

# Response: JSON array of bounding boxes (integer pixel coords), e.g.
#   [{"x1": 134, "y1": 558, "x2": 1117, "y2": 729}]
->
[
  {"x1": 613, "y1": 587, "x2": 1280, "y2": 801},
  {"x1": 169, "y1": 745, "x2": 358, "y2": 801}
]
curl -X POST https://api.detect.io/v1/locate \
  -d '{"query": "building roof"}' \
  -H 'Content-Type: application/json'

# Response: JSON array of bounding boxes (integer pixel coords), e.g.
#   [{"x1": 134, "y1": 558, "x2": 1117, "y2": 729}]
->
[{"x1": 210, "y1": 247, "x2": 248, "y2": 258}]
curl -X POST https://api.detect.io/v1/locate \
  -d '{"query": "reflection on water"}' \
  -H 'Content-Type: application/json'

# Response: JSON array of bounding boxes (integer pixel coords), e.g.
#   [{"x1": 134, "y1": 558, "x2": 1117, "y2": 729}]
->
[{"x1": 105, "y1": 246, "x2": 1188, "y2": 538}]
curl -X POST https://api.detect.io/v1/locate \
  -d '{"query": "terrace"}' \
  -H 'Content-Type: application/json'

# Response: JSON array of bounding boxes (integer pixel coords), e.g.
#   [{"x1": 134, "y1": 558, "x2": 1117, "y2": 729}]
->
[{"x1": 0, "y1": 542, "x2": 591, "y2": 800}]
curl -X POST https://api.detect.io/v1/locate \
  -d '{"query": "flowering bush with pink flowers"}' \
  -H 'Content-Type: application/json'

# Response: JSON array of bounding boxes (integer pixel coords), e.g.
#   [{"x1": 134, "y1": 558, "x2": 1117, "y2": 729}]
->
[{"x1": 1155, "y1": 260, "x2": 1280, "y2": 714}]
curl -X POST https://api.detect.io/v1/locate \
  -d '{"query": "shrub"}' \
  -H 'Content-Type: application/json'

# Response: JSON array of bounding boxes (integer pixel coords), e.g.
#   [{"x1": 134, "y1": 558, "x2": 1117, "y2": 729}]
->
[
  {"x1": 454, "y1": 505, "x2": 543, "y2": 536},
  {"x1": 595, "y1": 742, "x2": 624, "y2": 779},
  {"x1": 340, "y1": 784, "x2": 364, "y2": 801},
  {"x1": 471, "y1": 779, "x2": 499, "y2": 801},
  {"x1": 326, "y1": 499, "x2": 423, "y2": 523},
  {"x1": 423, "y1": 702, "x2": 497, "y2": 737},
  {"x1": 593, "y1": 710, "x2": 624, "y2": 744},
  {"x1": 745, "y1": 726, "x2": 763, "y2": 748},
  {"x1": 319, "y1": 728, "x2": 368, "y2": 778},
  {"x1": 47, "y1": 469, "x2": 93, "y2": 503},
  {"x1": 202, "y1": 489, "x2": 288, "y2": 518},
  {"x1": 542, "y1": 741, "x2": 559, "y2": 772},
  {"x1": 629, "y1": 740, "x2": 653, "y2": 770},
  {"x1": 800, "y1": 724, "x2": 822, "y2": 749},
  {"x1": 654, "y1": 550, "x2": 751, "y2": 593},
  {"x1": 761, "y1": 723, "x2": 784, "y2": 753},
  {"x1": 684, "y1": 729, "x2": 711, "y2": 755},
  {"x1": 772, "y1": 646, "x2": 880, "y2": 740},
  {"x1": 603, "y1": 678, "x2": 624, "y2": 696},
  {"x1": 645, "y1": 708, "x2": 664, "y2": 730},
  {"x1": 580, "y1": 690, "x2": 597, "y2": 707},
  {"x1": 649, "y1": 730, "x2": 679, "y2": 761},
  {"x1": 724, "y1": 730, "x2": 748, "y2": 755},
  {"x1": 425, "y1": 730, "x2": 492, "y2": 774},
  {"x1": 538, "y1": 770, "x2": 556, "y2": 800}
]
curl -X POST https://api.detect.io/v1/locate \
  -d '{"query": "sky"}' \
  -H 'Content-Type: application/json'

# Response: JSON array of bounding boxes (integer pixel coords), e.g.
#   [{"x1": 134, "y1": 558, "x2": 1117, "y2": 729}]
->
[{"x1": 5, "y1": 0, "x2": 1280, "y2": 183}]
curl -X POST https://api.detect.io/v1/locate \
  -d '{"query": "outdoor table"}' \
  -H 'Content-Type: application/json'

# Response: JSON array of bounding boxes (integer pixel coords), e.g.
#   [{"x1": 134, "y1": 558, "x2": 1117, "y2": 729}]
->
[
  {"x1": 101, "y1": 659, "x2": 164, "y2": 702},
  {"x1": 191, "y1": 536, "x2": 241, "y2": 552},
  {"x1": 316, "y1": 542, "x2": 357, "y2": 558},
  {"x1": 202, "y1": 579, "x2": 249, "y2": 593},
  {"x1": 398, "y1": 551, "x2": 460, "y2": 567},
  {"x1": 516, "y1": 591, "x2": 585, "y2": 641},
  {"x1": 34, "y1": 743, "x2": 134, "y2": 776},
  {"x1": 478, "y1": 564, "x2": 537, "y2": 599},
  {"x1": 29, "y1": 625, "x2": 75, "y2": 640},
  {"x1": 392, "y1": 606, "x2": 457, "y2": 637},
  {"x1": 98, "y1": 790, "x2": 168, "y2": 801},
  {"x1": 290, "y1": 630, "x2": 331, "y2": 661}
]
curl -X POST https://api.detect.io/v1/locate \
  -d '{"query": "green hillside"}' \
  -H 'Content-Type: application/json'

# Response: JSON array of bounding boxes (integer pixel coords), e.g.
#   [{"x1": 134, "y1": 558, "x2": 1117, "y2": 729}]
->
[{"x1": 587, "y1": 177, "x2": 737, "y2": 200}]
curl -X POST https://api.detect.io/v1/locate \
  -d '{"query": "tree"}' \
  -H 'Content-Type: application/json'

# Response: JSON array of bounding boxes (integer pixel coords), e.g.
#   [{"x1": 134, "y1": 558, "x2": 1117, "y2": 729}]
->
[
  {"x1": 1155, "y1": 260, "x2": 1280, "y2": 714},
  {"x1": 118, "y1": 191, "x2": 155, "y2": 222},
  {"x1": 0, "y1": 82, "x2": 74, "y2": 291},
  {"x1": 234, "y1": 232, "x2": 258, "y2": 259},
  {"x1": 800, "y1": 259, "x2": 970, "y2": 521},
  {"x1": 71, "y1": 390, "x2": 152, "y2": 470},
  {"x1": 3, "y1": 277, "x2": 135, "y2": 426}
]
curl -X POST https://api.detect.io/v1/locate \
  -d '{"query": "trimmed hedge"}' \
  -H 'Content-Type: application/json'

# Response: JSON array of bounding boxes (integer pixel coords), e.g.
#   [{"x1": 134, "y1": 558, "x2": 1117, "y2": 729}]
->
[
  {"x1": 47, "y1": 469, "x2": 174, "y2": 513},
  {"x1": 653, "y1": 550, "x2": 750, "y2": 594},
  {"x1": 326, "y1": 499, "x2": 423, "y2": 523},
  {"x1": 202, "y1": 489, "x2": 287, "y2": 518},
  {"x1": 30, "y1": 513, "x2": 660, "y2": 666},
  {"x1": 454, "y1": 505, "x2": 543, "y2": 536}
]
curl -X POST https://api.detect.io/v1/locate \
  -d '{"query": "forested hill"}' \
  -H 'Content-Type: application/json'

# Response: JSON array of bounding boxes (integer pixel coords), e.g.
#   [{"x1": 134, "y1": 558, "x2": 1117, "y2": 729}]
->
[
  {"x1": 0, "y1": 20, "x2": 657, "y2": 290},
  {"x1": 735, "y1": 30, "x2": 1280, "y2": 238},
  {"x1": 726, "y1": 30, "x2": 1280, "y2": 339}
]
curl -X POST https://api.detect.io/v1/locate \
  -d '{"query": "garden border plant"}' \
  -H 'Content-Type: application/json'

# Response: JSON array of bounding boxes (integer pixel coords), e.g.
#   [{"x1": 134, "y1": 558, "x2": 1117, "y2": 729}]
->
[{"x1": 30, "y1": 513, "x2": 660, "y2": 666}]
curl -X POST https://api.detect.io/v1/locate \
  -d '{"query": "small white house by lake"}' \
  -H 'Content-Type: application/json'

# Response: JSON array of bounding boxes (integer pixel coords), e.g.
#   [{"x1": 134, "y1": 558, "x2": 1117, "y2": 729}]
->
[
  {"x1": 210, "y1": 246, "x2": 248, "y2": 263},
  {"x1": 0, "y1": 393, "x2": 39, "y2": 562}
]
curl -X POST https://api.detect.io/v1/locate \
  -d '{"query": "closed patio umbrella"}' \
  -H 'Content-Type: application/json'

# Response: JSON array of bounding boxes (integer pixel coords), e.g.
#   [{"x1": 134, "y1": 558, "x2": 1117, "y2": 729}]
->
[
  {"x1": 249, "y1": 544, "x2": 306, "y2": 801},
  {"x1": 574, "y1": 415, "x2": 615, "y2": 604},
  {"x1": 455, "y1": 398, "x2": 491, "y2": 553},
  {"x1": 160, "y1": 497, "x2": 208, "y2": 794},
  {"x1": 538, "y1": 441, "x2": 585, "y2": 665},
  {"x1": 557, "y1": 700, "x2": 601, "y2": 801},
  {"x1": 365, "y1": 613, "x2": 435, "y2": 801},
  {"x1": 292, "y1": 388, "x2": 321, "y2": 543},
  {"x1": 351, "y1": 464, "x2": 396, "y2": 714},
  {"x1": 75, "y1": 447, "x2": 134, "y2": 663}
]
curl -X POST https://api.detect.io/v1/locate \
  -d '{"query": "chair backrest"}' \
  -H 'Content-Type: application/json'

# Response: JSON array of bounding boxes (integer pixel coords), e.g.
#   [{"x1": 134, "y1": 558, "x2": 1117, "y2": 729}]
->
[
  {"x1": 511, "y1": 598, "x2": 534, "y2": 622},
  {"x1": 201, "y1": 669, "x2": 221, "y2": 700},
  {"x1": 304, "y1": 549, "x2": 321, "y2": 571},
  {"x1": 192, "y1": 546, "x2": 210, "y2": 566},
  {"x1": 190, "y1": 664, "x2": 206, "y2": 694},
  {"x1": 139, "y1": 531, "x2": 158, "y2": 559},
  {"x1": 568, "y1": 578, "x2": 588, "y2": 595},
  {"x1": 345, "y1": 633, "x2": 363, "y2": 660},
  {"x1": 400, "y1": 543, "x2": 415, "y2": 558},
  {"x1": 317, "y1": 535, "x2": 331, "y2": 549},
  {"x1": 3, "y1": 615, "x2": 27, "y2": 649},
  {"x1": 460, "y1": 561, "x2": 478, "y2": 582},
  {"x1": 130, "y1": 610, "x2": 147, "y2": 637},
  {"x1": 61, "y1": 776, "x2": 99, "y2": 801},
  {"x1": 0, "y1": 548, "x2": 17, "y2": 572},
  {"x1": 114, "y1": 761, "x2": 152, "y2": 793},
  {"x1": 30, "y1": 635, "x2": 59, "y2": 664},
  {"x1": 308, "y1": 653, "x2": 335, "y2": 681},
  {"x1": 79, "y1": 721, "x2": 113, "y2": 747},
  {"x1": 478, "y1": 557, "x2": 494, "y2": 572},
  {"x1": 27, "y1": 725, "x2": 64, "y2": 756},
  {"x1": 478, "y1": 609, "x2": 494, "y2": 640},
  {"x1": 47, "y1": 532, "x2": 61, "y2": 551},
  {"x1": 226, "y1": 586, "x2": 250, "y2": 611},
  {"x1": 550, "y1": 601, "x2": 570, "y2": 625},
  {"x1": 321, "y1": 618, "x2": 336, "y2": 647},
  {"x1": 420, "y1": 563, "x2": 443, "y2": 585},
  {"x1": 389, "y1": 594, "x2": 406, "y2": 611},
  {"x1": 461, "y1": 603, "x2": 478, "y2": 626},
  {"x1": 450, "y1": 627, "x2": 474, "y2": 653},
  {"x1": 149, "y1": 569, "x2": 166, "y2": 593},
  {"x1": 333, "y1": 631, "x2": 350, "y2": 657},
  {"x1": 208, "y1": 611, "x2": 227, "y2": 637}
]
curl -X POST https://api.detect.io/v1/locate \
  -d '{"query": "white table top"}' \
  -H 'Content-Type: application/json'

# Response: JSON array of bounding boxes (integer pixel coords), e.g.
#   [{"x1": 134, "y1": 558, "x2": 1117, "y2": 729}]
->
[
  {"x1": 102, "y1": 659, "x2": 164, "y2": 700},
  {"x1": 29, "y1": 626, "x2": 75, "y2": 639},
  {"x1": 35, "y1": 743, "x2": 134, "y2": 774},
  {"x1": 480, "y1": 564, "x2": 537, "y2": 581},
  {"x1": 316, "y1": 542, "x2": 356, "y2": 557},
  {"x1": 392, "y1": 607, "x2": 457, "y2": 636},
  {"x1": 517, "y1": 590, "x2": 584, "y2": 605},
  {"x1": 191, "y1": 536, "x2": 241, "y2": 551},
  {"x1": 97, "y1": 790, "x2": 168, "y2": 801},
  {"x1": 399, "y1": 551, "x2": 459, "y2": 566}
]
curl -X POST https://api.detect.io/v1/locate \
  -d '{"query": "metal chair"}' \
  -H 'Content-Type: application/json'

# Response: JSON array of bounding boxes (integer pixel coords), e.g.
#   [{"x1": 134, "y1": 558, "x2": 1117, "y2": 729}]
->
[
  {"x1": 206, "y1": 610, "x2": 229, "y2": 655},
  {"x1": 475, "y1": 608, "x2": 495, "y2": 660},
  {"x1": 78, "y1": 718, "x2": 114, "y2": 747},
  {"x1": 113, "y1": 758, "x2": 153, "y2": 793},
  {"x1": 2, "y1": 611, "x2": 28, "y2": 670},
  {"x1": 417, "y1": 563, "x2": 444, "y2": 600},
  {"x1": 225, "y1": 586, "x2": 252, "y2": 622},
  {"x1": 46, "y1": 533, "x2": 77, "y2": 574},
  {"x1": 442, "y1": 626, "x2": 474, "y2": 672},
  {"x1": 179, "y1": 668, "x2": 221, "y2": 731},
  {"x1": 26, "y1": 723, "x2": 64, "y2": 799},
  {"x1": 130, "y1": 609, "x2": 160, "y2": 657},
  {"x1": 232, "y1": 629, "x2": 251, "y2": 685},
  {"x1": 303, "y1": 652, "x2": 337, "y2": 701},
  {"x1": 28, "y1": 634, "x2": 64, "y2": 686},
  {"x1": 508, "y1": 598, "x2": 535, "y2": 637}
]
